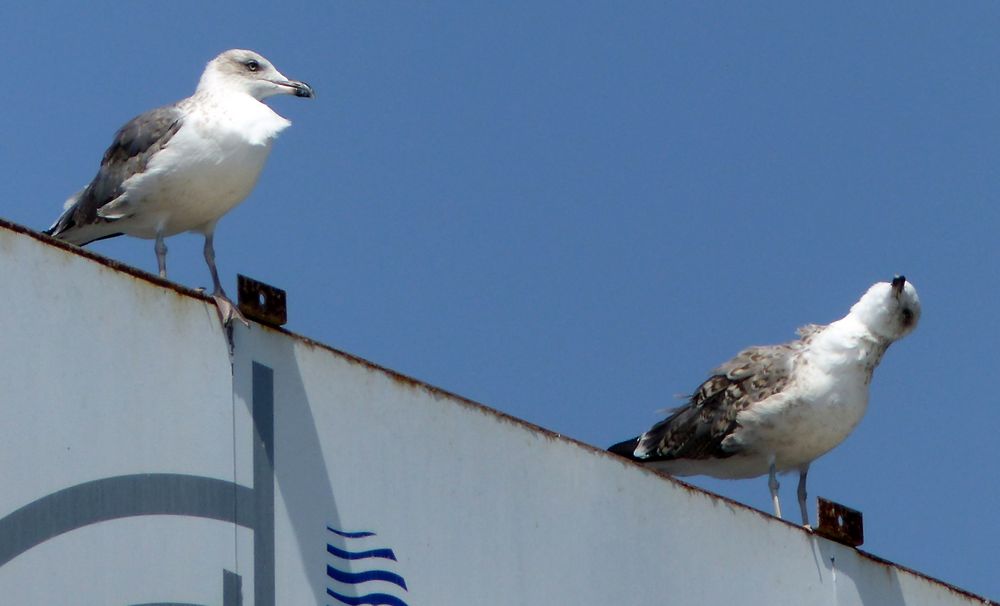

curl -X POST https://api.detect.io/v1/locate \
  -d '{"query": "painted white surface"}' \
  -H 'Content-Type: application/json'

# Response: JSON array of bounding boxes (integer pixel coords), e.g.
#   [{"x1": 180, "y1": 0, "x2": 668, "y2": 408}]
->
[
  {"x1": 0, "y1": 223, "x2": 990, "y2": 605},
  {"x1": 2, "y1": 517, "x2": 238, "y2": 605},
  {"x1": 0, "y1": 226, "x2": 238, "y2": 606}
]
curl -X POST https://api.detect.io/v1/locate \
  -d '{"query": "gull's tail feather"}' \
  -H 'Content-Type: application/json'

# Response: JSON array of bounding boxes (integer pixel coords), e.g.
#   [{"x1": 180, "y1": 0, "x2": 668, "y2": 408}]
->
[
  {"x1": 44, "y1": 191, "x2": 122, "y2": 246},
  {"x1": 608, "y1": 437, "x2": 642, "y2": 461}
]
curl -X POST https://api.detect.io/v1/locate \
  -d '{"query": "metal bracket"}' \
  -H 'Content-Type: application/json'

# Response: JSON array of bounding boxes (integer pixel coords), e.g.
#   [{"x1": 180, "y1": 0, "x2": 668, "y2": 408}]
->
[
  {"x1": 237, "y1": 275, "x2": 287, "y2": 327},
  {"x1": 815, "y1": 497, "x2": 864, "y2": 547}
]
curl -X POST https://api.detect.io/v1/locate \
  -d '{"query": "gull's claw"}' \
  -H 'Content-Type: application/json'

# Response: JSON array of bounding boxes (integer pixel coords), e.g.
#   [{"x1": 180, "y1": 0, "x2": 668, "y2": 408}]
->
[{"x1": 213, "y1": 292, "x2": 249, "y2": 327}]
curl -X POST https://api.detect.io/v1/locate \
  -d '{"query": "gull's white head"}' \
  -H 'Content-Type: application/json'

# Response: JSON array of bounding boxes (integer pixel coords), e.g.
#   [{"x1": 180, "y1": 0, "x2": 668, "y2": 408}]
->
[
  {"x1": 849, "y1": 276, "x2": 921, "y2": 342},
  {"x1": 196, "y1": 49, "x2": 315, "y2": 101}
]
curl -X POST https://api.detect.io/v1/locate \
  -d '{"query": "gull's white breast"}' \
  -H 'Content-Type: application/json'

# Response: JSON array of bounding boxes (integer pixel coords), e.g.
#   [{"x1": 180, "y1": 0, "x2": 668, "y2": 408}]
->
[
  {"x1": 115, "y1": 93, "x2": 291, "y2": 238},
  {"x1": 733, "y1": 328, "x2": 877, "y2": 473},
  {"x1": 655, "y1": 325, "x2": 879, "y2": 480},
  {"x1": 738, "y1": 370, "x2": 868, "y2": 471}
]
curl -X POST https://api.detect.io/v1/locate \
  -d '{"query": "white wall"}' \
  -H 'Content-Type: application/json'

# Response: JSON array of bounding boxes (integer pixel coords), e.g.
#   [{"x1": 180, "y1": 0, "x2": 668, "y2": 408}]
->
[{"x1": 0, "y1": 220, "x2": 990, "y2": 606}]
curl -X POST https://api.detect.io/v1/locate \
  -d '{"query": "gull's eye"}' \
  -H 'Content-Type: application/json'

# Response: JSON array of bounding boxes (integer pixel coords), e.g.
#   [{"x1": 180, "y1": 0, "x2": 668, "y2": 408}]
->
[
  {"x1": 245, "y1": 59, "x2": 260, "y2": 72},
  {"x1": 901, "y1": 308, "x2": 914, "y2": 326}
]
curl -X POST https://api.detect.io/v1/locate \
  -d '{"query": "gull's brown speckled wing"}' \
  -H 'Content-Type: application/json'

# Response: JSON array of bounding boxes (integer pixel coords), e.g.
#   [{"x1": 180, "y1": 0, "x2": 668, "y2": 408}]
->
[{"x1": 609, "y1": 327, "x2": 820, "y2": 462}]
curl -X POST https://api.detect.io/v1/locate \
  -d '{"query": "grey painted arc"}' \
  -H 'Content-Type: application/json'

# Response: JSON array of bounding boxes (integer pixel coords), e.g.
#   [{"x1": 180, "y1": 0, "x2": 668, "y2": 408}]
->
[
  {"x1": 0, "y1": 474, "x2": 255, "y2": 568},
  {"x1": 0, "y1": 360, "x2": 276, "y2": 606},
  {"x1": 129, "y1": 569, "x2": 241, "y2": 606}
]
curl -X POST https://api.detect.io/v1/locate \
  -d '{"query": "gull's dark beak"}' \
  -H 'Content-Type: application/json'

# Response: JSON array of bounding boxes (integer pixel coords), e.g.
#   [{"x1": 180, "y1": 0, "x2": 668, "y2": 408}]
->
[
  {"x1": 891, "y1": 275, "x2": 906, "y2": 297},
  {"x1": 273, "y1": 78, "x2": 315, "y2": 98}
]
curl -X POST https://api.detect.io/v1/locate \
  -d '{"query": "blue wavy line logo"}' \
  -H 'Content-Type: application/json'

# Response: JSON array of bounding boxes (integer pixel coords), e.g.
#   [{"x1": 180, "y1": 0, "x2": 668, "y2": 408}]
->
[{"x1": 326, "y1": 525, "x2": 409, "y2": 606}]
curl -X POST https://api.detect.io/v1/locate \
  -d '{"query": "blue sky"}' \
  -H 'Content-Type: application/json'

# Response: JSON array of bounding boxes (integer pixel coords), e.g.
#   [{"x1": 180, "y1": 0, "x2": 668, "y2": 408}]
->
[{"x1": 3, "y1": 2, "x2": 997, "y2": 599}]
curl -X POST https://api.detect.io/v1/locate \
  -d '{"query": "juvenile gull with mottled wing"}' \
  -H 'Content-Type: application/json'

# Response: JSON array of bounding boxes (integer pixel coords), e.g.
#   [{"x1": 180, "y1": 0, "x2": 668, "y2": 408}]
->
[
  {"x1": 609, "y1": 277, "x2": 920, "y2": 525},
  {"x1": 45, "y1": 49, "x2": 314, "y2": 324}
]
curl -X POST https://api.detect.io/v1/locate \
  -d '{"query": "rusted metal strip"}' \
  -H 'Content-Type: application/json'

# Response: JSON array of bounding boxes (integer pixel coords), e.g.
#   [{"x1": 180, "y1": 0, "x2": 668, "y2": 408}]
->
[
  {"x1": 816, "y1": 497, "x2": 864, "y2": 547},
  {"x1": 237, "y1": 274, "x2": 287, "y2": 327}
]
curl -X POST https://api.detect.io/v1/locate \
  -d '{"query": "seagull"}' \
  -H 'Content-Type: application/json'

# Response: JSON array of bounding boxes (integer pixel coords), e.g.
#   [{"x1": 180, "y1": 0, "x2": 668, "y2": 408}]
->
[
  {"x1": 609, "y1": 276, "x2": 920, "y2": 526},
  {"x1": 44, "y1": 49, "x2": 314, "y2": 324}
]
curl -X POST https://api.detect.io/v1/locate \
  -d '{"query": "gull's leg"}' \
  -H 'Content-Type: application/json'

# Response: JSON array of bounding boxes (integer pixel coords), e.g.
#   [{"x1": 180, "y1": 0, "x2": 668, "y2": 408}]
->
[
  {"x1": 203, "y1": 230, "x2": 248, "y2": 327},
  {"x1": 797, "y1": 465, "x2": 811, "y2": 528},
  {"x1": 154, "y1": 232, "x2": 168, "y2": 278},
  {"x1": 768, "y1": 456, "x2": 782, "y2": 519}
]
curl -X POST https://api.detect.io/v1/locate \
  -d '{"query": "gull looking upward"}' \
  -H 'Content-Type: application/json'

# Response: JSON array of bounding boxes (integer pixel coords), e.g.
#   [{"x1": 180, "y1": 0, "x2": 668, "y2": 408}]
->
[
  {"x1": 45, "y1": 49, "x2": 315, "y2": 324},
  {"x1": 609, "y1": 277, "x2": 921, "y2": 526}
]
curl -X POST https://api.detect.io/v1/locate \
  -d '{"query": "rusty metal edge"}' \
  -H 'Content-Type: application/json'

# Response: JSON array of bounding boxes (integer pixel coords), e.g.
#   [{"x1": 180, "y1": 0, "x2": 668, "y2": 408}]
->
[
  {"x1": 4, "y1": 217, "x2": 996, "y2": 606},
  {"x1": 0, "y1": 222, "x2": 783, "y2": 530},
  {"x1": 253, "y1": 322, "x2": 999, "y2": 603},
  {"x1": 854, "y1": 548, "x2": 997, "y2": 605},
  {"x1": 0, "y1": 217, "x2": 214, "y2": 306}
]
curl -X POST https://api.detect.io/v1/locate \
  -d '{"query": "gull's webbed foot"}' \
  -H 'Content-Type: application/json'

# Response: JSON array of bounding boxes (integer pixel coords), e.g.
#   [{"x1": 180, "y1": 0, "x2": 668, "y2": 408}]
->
[{"x1": 212, "y1": 292, "x2": 249, "y2": 327}]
